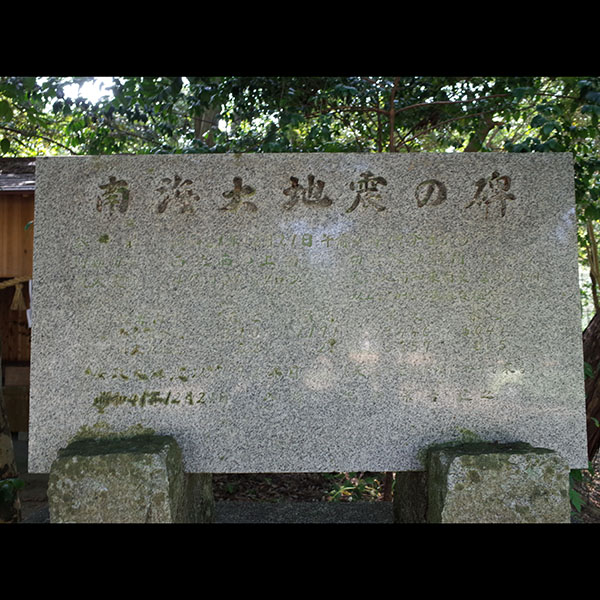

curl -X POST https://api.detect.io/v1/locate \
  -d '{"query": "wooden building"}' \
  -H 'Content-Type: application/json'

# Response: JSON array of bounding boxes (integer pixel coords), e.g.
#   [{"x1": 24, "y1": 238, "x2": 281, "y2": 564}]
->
[{"x1": 0, "y1": 158, "x2": 35, "y2": 433}]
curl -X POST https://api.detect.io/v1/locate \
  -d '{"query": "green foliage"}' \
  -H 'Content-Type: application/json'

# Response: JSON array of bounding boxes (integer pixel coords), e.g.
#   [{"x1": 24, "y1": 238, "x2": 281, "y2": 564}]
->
[
  {"x1": 570, "y1": 460, "x2": 598, "y2": 515},
  {"x1": 0, "y1": 77, "x2": 546, "y2": 154},
  {"x1": 570, "y1": 483, "x2": 584, "y2": 513},
  {"x1": 323, "y1": 472, "x2": 384, "y2": 502},
  {"x1": 0, "y1": 477, "x2": 24, "y2": 503},
  {"x1": 1, "y1": 76, "x2": 597, "y2": 174},
  {"x1": 504, "y1": 77, "x2": 600, "y2": 227}
]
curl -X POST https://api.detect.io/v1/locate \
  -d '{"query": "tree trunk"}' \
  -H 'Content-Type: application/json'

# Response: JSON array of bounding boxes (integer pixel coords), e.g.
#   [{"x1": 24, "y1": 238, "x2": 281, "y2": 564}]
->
[
  {"x1": 583, "y1": 313, "x2": 600, "y2": 461},
  {"x1": 586, "y1": 220, "x2": 600, "y2": 313},
  {"x1": 0, "y1": 340, "x2": 22, "y2": 522},
  {"x1": 463, "y1": 114, "x2": 496, "y2": 152},
  {"x1": 194, "y1": 108, "x2": 220, "y2": 147},
  {"x1": 382, "y1": 472, "x2": 394, "y2": 501}
]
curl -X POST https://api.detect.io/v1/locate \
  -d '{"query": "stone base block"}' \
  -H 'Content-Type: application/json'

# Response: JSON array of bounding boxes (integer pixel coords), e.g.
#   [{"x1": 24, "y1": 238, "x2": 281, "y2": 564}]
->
[
  {"x1": 48, "y1": 434, "x2": 211, "y2": 523},
  {"x1": 426, "y1": 442, "x2": 571, "y2": 523}
]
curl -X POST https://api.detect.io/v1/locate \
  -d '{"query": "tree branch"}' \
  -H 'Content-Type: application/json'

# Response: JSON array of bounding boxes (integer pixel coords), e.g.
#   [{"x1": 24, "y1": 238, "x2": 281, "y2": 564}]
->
[
  {"x1": 101, "y1": 116, "x2": 163, "y2": 146},
  {"x1": 464, "y1": 113, "x2": 496, "y2": 152},
  {"x1": 360, "y1": 77, "x2": 389, "y2": 90},
  {"x1": 392, "y1": 93, "x2": 513, "y2": 116},
  {"x1": 306, "y1": 86, "x2": 580, "y2": 128},
  {"x1": 402, "y1": 111, "x2": 485, "y2": 141},
  {"x1": 0, "y1": 124, "x2": 79, "y2": 155}
]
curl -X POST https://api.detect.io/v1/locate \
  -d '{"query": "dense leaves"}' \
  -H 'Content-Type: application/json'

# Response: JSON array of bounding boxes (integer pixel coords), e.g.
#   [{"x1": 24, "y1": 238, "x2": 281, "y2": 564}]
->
[
  {"x1": 1, "y1": 75, "x2": 598, "y2": 221},
  {"x1": 2, "y1": 75, "x2": 599, "y2": 249},
  {"x1": 1, "y1": 74, "x2": 599, "y2": 233}
]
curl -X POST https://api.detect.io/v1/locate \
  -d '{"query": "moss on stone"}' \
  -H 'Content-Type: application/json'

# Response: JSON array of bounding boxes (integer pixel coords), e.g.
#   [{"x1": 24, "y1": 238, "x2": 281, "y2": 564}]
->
[
  {"x1": 426, "y1": 440, "x2": 551, "y2": 461},
  {"x1": 48, "y1": 431, "x2": 199, "y2": 523},
  {"x1": 69, "y1": 421, "x2": 156, "y2": 443},
  {"x1": 58, "y1": 433, "x2": 177, "y2": 458},
  {"x1": 467, "y1": 470, "x2": 481, "y2": 484},
  {"x1": 424, "y1": 442, "x2": 571, "y2": 523}
]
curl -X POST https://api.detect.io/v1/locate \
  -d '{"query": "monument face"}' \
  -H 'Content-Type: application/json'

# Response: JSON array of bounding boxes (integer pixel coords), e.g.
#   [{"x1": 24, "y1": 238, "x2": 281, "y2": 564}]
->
[{"x1": 29, "y1": 153, "x2": 588, "y2": 472}]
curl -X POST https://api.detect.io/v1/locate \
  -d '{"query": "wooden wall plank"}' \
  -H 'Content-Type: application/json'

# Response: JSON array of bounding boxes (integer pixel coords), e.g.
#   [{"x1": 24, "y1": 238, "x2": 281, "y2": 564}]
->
[
  {"x1": 0, "y1": 287, "x2": 30, "y2": 363},
  {"x1": 0, "y1": 192, "x2": 34, "y2": 278}
]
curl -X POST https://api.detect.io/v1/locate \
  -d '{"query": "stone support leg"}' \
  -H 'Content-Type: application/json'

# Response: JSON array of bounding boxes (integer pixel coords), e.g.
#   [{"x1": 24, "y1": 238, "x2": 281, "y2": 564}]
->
[
  {"x1": 394, "y1": 442, "x2": 572, "y2": 524},
  {"x1": 47, "y1": 434, "x2": 214, "y2": 523}
]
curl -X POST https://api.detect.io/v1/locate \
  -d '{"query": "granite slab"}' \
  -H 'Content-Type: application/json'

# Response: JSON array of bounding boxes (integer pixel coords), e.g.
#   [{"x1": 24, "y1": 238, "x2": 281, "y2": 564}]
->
[{"x1": 28, "y1": 153, "x2": 588, "y2": 472}]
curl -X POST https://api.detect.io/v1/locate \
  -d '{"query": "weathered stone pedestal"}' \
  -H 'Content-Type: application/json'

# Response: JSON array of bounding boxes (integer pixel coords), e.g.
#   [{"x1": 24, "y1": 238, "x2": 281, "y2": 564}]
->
[
  {"x1": 394, "y1": 442, "x2": 572, "y2": 524},
  {"x1": 47, "y1": 434, "x2": 214, "y2": 523}
]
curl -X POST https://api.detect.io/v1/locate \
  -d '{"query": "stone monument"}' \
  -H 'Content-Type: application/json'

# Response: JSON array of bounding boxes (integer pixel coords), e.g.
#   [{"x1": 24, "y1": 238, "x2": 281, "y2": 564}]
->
[{"x1": 29, "y1": 153, "x2": 588, "y2": 489}]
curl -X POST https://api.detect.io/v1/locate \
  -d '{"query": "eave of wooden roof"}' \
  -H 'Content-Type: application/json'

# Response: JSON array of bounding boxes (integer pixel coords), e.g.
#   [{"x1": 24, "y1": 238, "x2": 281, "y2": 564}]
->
[{"x1": 0, "y1": 157, "x2": 35, "y2": 192}]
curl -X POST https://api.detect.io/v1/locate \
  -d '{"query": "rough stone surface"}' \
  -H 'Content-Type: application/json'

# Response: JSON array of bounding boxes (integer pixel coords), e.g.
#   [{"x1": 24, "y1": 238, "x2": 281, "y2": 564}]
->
[
  {"x1": 47, "y1": 434, "x2": 193, "y2": 523},
  {"x1": 426, "y1": 442, "x2": 572, "y2": 523},
  {"x1": 214, "y1": 501, "x2": 393, "y2": 524},
  {"x1": 25, "y1": 499, "x2": 394, "y2": 524},
  {"x1": 30, "y1": 153, "x2": 587, "y2": 473}
]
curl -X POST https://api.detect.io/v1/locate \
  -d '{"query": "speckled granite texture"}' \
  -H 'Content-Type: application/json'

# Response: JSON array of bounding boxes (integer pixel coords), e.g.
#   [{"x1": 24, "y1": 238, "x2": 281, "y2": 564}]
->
[
  {"x1": 425, "y1": 443, "x2": 571, "y2": 523},
  {"x1": 47, "y1": 434, "x2": 188, "y2": 523},
  {"x1": 29, "y1": 153, "x2": 588, "y2": 473}
]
